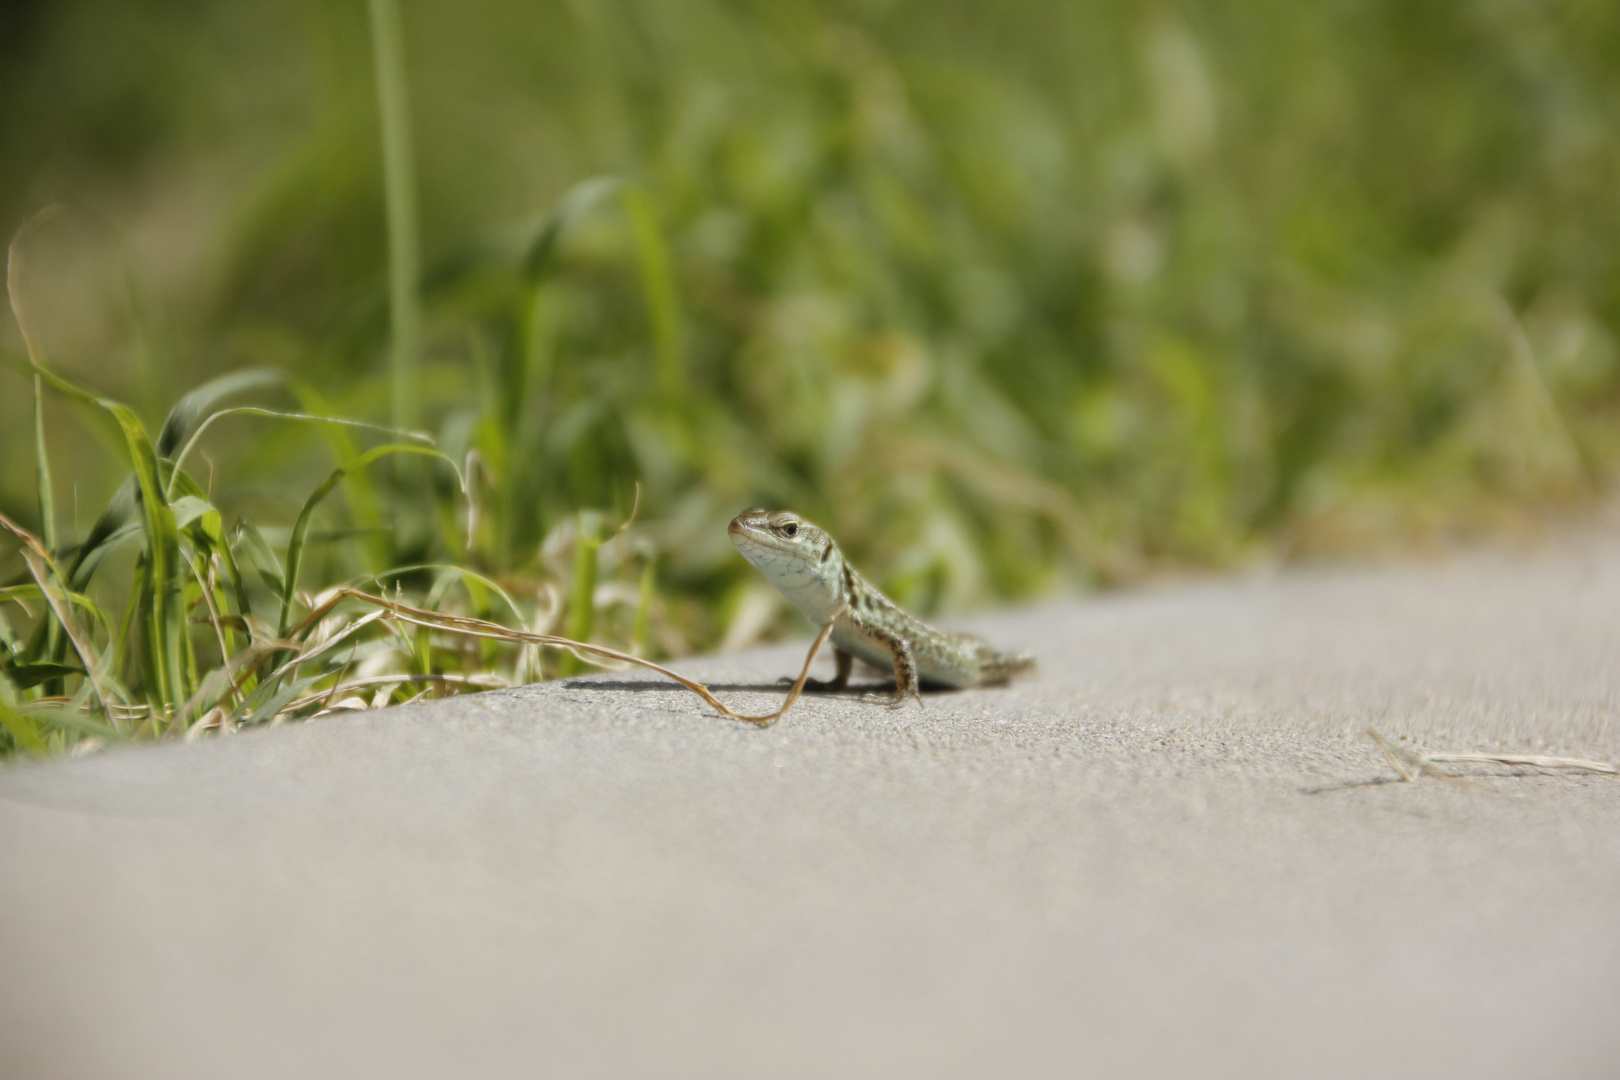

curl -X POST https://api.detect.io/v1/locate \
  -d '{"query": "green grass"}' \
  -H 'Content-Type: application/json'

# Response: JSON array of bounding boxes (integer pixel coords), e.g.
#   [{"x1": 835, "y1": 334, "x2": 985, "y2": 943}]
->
[
  {"x1": 5, "y1": 198, "x2": 672, "y2": 752},
  {"x1": 3, "y1": 1, "x2": 1620, "y2": 757},
  {"x1": 0, "y1": 285, "x2": 822, "y2": 751},
  {"x1": 0, "y1": 310, "x2": 667, "y2": 753}
]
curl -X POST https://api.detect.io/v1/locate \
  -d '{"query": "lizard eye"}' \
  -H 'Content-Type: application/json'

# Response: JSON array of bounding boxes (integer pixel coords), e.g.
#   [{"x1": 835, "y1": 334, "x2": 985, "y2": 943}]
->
[{"x1": 782, "y1": 523, "x2": 799, "y2": 537}]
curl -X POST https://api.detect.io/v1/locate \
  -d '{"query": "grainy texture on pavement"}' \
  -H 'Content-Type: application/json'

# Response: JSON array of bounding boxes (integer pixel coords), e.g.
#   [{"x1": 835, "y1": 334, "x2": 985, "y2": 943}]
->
[{"x1": 3, "y1": 538, "x2": 1618, "y2": 1079}]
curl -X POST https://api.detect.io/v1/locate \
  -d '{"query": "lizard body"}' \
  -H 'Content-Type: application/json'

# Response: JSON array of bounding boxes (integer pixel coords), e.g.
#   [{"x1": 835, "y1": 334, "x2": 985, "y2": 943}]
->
[{"x1": 728, "y1": 508, "x2": 1034, "y2": 706}]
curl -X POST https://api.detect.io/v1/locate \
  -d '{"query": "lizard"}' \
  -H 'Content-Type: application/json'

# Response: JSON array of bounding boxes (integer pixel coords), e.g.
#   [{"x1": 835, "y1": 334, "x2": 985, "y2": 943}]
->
[{"x1": 728, "y1": 508, "x2": 1035, "y2": 707}]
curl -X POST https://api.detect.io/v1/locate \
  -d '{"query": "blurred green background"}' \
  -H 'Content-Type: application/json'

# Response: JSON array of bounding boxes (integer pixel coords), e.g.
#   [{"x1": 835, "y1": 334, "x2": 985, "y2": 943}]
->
[{"x1": 4, "y1": 0, "x2": 1619, "y2": 654}]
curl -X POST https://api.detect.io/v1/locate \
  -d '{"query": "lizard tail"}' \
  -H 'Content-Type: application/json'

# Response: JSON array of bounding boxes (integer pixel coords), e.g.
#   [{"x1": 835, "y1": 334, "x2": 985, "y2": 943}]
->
[{"x1": 981, "y1": 651, "x2": 1036, "y2": 684}]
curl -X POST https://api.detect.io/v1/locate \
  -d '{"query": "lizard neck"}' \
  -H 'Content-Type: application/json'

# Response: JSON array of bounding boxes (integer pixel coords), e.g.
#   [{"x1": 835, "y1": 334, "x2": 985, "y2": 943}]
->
[
  {"x1": 735, "y1": 540, "x2": 849, "y2": 626},
  {"x1": 773, "y1": 549, "x2": 851, "y2": 627}
]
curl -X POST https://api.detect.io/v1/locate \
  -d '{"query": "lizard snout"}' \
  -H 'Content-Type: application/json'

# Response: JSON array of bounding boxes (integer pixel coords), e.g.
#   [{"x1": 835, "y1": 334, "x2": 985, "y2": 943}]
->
[{"x1": 729, "y1": 509, "x2": 769, "y2": 541}]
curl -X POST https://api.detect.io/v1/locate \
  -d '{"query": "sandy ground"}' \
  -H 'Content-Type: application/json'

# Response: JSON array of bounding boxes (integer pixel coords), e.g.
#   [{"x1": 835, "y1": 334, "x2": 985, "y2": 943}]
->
[{"x1": 2, "y1": 537, "x2": 1618, "y2": 1079}]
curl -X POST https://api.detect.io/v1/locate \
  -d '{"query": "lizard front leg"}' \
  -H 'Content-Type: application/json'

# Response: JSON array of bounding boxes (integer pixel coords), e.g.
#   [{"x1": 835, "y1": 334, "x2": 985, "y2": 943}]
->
[{"x1": 857, "y1": 624, "x2": 921, "y2": 709}]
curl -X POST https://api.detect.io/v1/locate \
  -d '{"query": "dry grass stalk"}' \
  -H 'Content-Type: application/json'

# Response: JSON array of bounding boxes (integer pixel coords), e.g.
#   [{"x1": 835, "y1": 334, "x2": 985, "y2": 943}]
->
[
  {"x1": 1368, "y1": 726, "x2": 1617, "y2": 782},
  {"x1": 320, "y1": 587, "x2": 845, "y2": 728},
  {"x1": 0, "y1": 512, "x2": 118, "y2": 722}
]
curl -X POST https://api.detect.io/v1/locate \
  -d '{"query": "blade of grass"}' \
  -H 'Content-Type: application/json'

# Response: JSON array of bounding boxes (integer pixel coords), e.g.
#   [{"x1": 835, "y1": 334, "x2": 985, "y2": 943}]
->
[
  {"x1": 0, "y1": 605, "x2": 23, "y2": 659},
  {"x1": 21, "y1": 702, "x2": 128, "y2": 745},
  {"x1": 33, "y1": 374, "x2": 65, "y2": 685},
  {"x1": 631, "y1": 553, "x2": 656, "y2": 657},
  {"x1": 64, "y1": 482, "x2": 141, "y2": 592},
  {"x1": 184, "y1": 546, "x2": 233, "y2": 701},
  {"x1": 8, "y1": 209, "x2": 190, "y2": 715},
  {"x1": 0, "y1": 511, "x2": 119, "y2": 719},
  {"x1": 2, "y1": 583, "x2": 117, "y2": 638},
  {"x1": 174, "y1": 635, "x2": 290, "y2": 730},
  {"x1": 557, "y1": 512, "x2": 599, "y2": 678},
  {"x1": 11, "y1": 211, "x2": 67, "y2": 687},
  {"x1": 236, "y1": 670, "x2": 330, "y2": 728},
  {"x1": 32, "y1": 375, "x2": 57, "y2": 554},
  {"x1": 209, "y1": 521, "x2": 253, "y2": 644},
  {"x1": 523, "y1": 176, "x2": 623, "y2": 280},
  {"x1": 0, "y1": 694, "x2": 50, "y2": 756},
  {"x1": 288, "y1": 380, "x2": 398, "y2": 571},
  {"x1": 113, "y1": 563, "x2": 142, "y2": 692},
  {"x1": 27, "y1": 364, "x2": 187, "y2": 712},
  {"x1": 14, "y1": 545, "x2": 116, "y2": 719},
  {"x1": 166, "y1": 488, "x2": 247, "y2": 650},
  {"x1": 368, "y1": 0, "x2": 421, "y2": 434},
  {"x1": 621, "y1": 185, "x2": 685, "y2": 398},
  {"x1": 278, "y1": 444, "x2": 455, "y2": 635},
  {"x1": 3, "y1": 662, "x2": 86, "y2": 689},
  {"x1": 167, "y1": 405, "x2": 430, "y2": 501},
  {"x1": 155, "y1": 368, "x2": 284, "y2": 457},
  {"x1": 236, "y1": 519, "x2": 286, "y2": 598},
  {"x1": 167, "y1": 493, "x2": 246, "y2": 658}
]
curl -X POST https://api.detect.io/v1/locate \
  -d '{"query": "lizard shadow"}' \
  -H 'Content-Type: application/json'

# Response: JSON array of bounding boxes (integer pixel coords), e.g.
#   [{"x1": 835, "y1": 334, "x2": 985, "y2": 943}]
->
[
  {"x1": 559, "y1": 679, "x2": 800, "y2": 694},
  {"x1": 558, "y1": 678, "x2": 969, "y2": 699}
]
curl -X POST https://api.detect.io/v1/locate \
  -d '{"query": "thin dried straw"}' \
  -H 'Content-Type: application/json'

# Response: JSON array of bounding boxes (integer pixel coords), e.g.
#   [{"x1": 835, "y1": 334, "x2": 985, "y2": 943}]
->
[
  {"x1": 0, "y1": 511, "x2": 117, "y2": 720},
  {"x1": 1368, "y1": 726, "x2": 1616, "y2": 782},
  {"x1": 294, "y1": 587, "x2": 845, "y2": 727}
]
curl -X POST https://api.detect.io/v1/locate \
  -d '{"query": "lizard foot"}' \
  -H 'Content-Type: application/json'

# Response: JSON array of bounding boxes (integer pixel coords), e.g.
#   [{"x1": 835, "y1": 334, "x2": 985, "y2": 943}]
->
[{"x1": 859, "y1": 690, "x2": 923, "y2": 709}]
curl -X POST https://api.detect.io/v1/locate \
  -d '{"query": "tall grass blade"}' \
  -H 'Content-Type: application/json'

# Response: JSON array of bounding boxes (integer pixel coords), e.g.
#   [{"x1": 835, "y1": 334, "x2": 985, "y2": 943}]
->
[
  {"x1": 11, "y1": 212, "x2": 67, "y2": 685},
  {"x1": 32, "y1": 376, "x2": 58, "y2": 553},
  {"x1": 169, "y1": 404, "x2": 429, "y2": 502},
  {"x1": 522, "y1": 176, "x2": 623, "y2": 279},
  {"x1": 620, "y1": 185, "x2": 685, "y2": 397},
  {"x1": 3, "y1": 663, "x2": 86, "y2": 689},
  {"x1": 236, "y1": 519, "x2": 286, "y2": 598},
  {"x1": 68, "y1": 516, "x2": 143, "y2": 593},
  {"x1": 556, "y1": 513, "x2": 600, "y2": 678},
  {"x1": 64, "y1": 481, "x2": 140, "y2": 591},
  {"x1": 1, "y1": 583, "x2": 114, "y2": 637},
  {"x1": 31, "y1": 379, "x2": 64, "y2": 699},
  {"x1": 368, "y1": 0, "x2": 422, "y2": 433},
  {"x1": 155, "y1": 368, "x2": 285, "y2": 457},
  {"x1": 27, "y1": 364, "x2": 187, "y2": 713},
  {"x1": 632, "y1": 555, "x2": 656, "y2": 657},
  {"x1": 290, "y1": 381, "x2": 386, "y2": 570}
]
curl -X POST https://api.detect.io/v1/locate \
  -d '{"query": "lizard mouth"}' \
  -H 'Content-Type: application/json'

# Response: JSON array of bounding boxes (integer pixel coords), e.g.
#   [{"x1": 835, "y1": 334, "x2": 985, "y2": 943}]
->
[
  {"x1": 728, "y1": 509, "x2": 772, "y2": 544},
  {"x1": 729, "y1": 510, "x2": 802, "y2": 560}
]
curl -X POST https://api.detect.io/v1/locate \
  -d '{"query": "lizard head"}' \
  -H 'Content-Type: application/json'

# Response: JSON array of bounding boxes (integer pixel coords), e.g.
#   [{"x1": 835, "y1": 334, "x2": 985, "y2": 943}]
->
[
  {"x1": 728, "y1": 508, "x2": 832, "y2": 560},
  {"x1": 728, "y1": 509, "x2": 845, "y2": 622}
]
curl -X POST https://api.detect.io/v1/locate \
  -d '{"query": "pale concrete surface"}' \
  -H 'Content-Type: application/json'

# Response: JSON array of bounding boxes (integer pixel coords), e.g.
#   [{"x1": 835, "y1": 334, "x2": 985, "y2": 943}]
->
[{"x1": 2, "y1": 538, "x2": 1619, "y2": 1079}]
